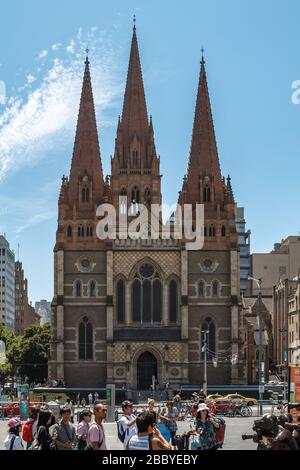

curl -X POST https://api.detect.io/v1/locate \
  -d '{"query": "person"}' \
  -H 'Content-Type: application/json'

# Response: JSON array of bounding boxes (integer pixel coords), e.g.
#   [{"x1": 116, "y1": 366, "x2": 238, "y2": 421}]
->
[
  {"x1": 94, "y1": 391, "x2": 99, "y2": 402},
  {"x1": 3, "y1": 418, "x2": 24, "y2": 450},
  {"x1": 128, "y1": 411, "x2": 171, "y2": 450},
  {"x1": 173, "y1": 392, "x2": 182, "y2": 414},
  {"x1": 160, "y1": 400, "x2": 179, "y2": 447},
  {"x1": 76, "y1": 409, "x2": 92, "y2": 450},
  {"x1": 23, "y1": 406, "x2": 40, "y2": 449},
  {"x1": 53, "y1": 406, "x2": 76, "y2": 450},
  {"x1": 88, "y1": 393, "x2": 93, "y2": 406},
  {"x1": 87, "y1": 402, "x2": 107, "y2": 450},
  {"x1": 194, "y1": 403, "x2": 219, "y2": 450},
  {"x1": 81, "y1": 397, "x2": 86, "y2": 408},
  {"x1": 32, "y1": 408, "x2": 56, "y2": 450},
  {"x1": 64, "y1": 398, "x2": 75, "y2": 423},
  {"x1": 76, "y1": 393, "x2": 81, "y2": 407},
  {"x1": 118, "y1": 400, "x2": 137, "y2": 449},
  {"x1": 198, "y1": 390, "x2": 207, "y2": 404}
]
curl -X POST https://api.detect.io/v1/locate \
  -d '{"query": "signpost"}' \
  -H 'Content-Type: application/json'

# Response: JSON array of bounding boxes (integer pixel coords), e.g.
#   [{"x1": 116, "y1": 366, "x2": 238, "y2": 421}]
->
[
  {"x1": 17, "y1": 384, "x2": 29, "y2": 420},
  {"x1": 106, "y1": 384, "x2": 115, "y2": 423}
]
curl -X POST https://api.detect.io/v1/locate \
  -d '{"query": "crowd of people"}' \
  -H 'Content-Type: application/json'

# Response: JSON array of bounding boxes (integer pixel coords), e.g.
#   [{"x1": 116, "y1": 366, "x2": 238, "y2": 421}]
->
[{"x1": 2, "y1": 390, "x2": 226, "y2": 451}]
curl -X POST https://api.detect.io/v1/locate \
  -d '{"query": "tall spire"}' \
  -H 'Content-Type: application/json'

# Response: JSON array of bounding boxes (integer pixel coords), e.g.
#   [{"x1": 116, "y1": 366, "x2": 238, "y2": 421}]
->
[
  {"x1": 69, "y1": 55, "x2": 104, "y2": 203},
  {"x1": 186, "y1": 53, "x2": 223, "y2": 202},
  {"x1": 121, "y1": 19, "x2": 149, "y2": 146}
]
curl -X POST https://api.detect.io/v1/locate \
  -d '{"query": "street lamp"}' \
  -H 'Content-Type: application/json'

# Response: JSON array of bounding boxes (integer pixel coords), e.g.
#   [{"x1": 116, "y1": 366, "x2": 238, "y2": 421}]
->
[
  {"x1": 249, "y1": 276, "x2": 264, "y2": 416},
  {"x1": 201, "y1": 330, "x2": 209, "y2": 396}
]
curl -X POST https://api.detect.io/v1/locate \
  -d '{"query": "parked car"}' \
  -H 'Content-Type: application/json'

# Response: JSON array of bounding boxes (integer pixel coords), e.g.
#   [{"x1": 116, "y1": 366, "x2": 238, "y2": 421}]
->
[
  {"x1": 205, "y1": 394, "x2": 223, "y2": 403},
  {"x1": 222, "y1": 393, "x2": 257, "y2": 406},
  {"x1": 207, "y1": 399, "x2": 231, "y2": 414}
]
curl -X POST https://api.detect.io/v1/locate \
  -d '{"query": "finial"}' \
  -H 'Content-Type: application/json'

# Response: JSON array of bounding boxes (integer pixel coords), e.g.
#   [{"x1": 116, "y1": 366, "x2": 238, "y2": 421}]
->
[
  {"x1": 85, "y1": 47, "x2": 90, "y2": 65},
  {"x1": 200, "y1": 47, "x2": 205, "y2": 65},
  {"x1": 133, "y1": 14, "x2": 136, "y2": 31}
]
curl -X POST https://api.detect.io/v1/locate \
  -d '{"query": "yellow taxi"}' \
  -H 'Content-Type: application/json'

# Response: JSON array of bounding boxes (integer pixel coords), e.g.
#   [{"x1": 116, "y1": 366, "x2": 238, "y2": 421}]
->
[
  {"x1": 205, "y1": 393, "x2": 223, "y2": 403},
  {"x1": 223, "y1": 393, "x2": 257, "y2": 406}
]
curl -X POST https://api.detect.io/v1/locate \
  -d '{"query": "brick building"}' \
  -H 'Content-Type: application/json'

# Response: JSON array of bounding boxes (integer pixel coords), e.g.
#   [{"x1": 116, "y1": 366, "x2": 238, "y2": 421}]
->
[
  {"x1": 49, "y1": 24, "x2": 246, "y2": 388},
  {"x1": 15, "y1": 261, "x2": 39, "y2": 335}
]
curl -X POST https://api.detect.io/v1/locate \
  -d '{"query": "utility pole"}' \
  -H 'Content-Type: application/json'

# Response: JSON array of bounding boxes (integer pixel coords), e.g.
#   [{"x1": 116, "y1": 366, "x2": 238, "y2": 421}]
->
[
  {"x1": 258, "y1": 279, "x2": 264, "y2": 416},
  {"x1": 202, "y1": 330, "x2": 209, "y2": 396},
  {"x1": 249, "y1": 276, "x2": 264, "y2": 416}
]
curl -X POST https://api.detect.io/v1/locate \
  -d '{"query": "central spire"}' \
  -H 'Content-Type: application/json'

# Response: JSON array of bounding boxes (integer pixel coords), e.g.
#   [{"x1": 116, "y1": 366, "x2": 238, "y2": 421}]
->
[{"x1": 121, "y1": 20, "x2": 149, "y2": 145}]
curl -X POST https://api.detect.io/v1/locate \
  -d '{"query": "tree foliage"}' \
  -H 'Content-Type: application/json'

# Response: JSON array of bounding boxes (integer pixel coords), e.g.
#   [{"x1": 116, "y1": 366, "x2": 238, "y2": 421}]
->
[{"x1": 0, "y1": 324, "x2": 51, "y2": 385}]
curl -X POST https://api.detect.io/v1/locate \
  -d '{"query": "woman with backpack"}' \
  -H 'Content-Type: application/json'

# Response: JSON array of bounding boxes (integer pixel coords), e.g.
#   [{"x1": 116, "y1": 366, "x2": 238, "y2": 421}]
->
[
  {"x1": 193, "y1": 403, "x2": 219, "y2": 450},
  {"x1": 3, "y1": 418, "x2": 24, "y2": 450},
  {"x1": 30, "y1": 409, "x2": 57, "y2": 450},
  {"x1": 23, "y1": 406, "x2": 40, "y2": 449},
  {"x1": 76, "y1": 409, "x2": 92, "y2": 450}
]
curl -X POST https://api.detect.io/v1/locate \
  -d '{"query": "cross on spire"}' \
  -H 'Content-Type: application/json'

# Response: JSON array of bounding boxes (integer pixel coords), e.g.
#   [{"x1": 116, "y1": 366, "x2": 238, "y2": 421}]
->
[
  {"x1": 201, "y1": 47, "x2": 205, "y2": 65},
  {"x1": 85, "y1": 47, "x2": 90, "y2": 65},
  {"x1": 133, "y1": 14, "x2": 136, "y2": 31}
]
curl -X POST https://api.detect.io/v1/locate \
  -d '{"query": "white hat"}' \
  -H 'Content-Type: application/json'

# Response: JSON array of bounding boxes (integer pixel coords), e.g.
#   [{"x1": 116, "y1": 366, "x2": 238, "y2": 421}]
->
[{"x1": 197, "y1": 403, "x2": 209, "y2": 412}]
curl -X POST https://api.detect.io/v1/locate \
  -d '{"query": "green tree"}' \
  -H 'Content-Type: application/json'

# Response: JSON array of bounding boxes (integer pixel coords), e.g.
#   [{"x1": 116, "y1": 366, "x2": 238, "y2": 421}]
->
[{"x1": 16, "y1": 324, "x2": 51, "y2": 384}]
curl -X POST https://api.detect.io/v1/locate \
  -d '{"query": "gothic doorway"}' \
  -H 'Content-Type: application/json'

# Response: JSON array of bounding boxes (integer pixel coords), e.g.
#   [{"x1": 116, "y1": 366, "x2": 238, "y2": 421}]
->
[{"x1": 137, "y1": 352, "x2": 157, "y2": 390}]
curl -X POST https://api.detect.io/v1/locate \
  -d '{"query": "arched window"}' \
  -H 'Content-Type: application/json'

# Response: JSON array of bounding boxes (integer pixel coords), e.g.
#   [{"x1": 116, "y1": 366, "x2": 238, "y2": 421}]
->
[
  {"x1": 89, "y1": 281, "x2": 96, "y2": 297},
  {"x1": 132, "y1": 150, "x2": 139, "y2": 167},
  {"x1": 212, "y1": 281, "x2": 219, "y2": 297},
  {"x1": 86, "y1": 225, "x2": 93, "y2": 237},
  {"x1": 78, "y1": 225, "x2": 84, "y2": 237},
  {"x1": 153, "y1": 279, "x2": 162, "y2": 322},
  {"x1": 132, "y1": 279, "x2": 141, "y2": 322},
  {"x1": 132, "y1": 264, "x2": 162, "y2": 324},
  {"x1": 169, "y1": 279, "x2": 178, "y2": 323},
  {"x1": 131, "y1": 186, "x2": 140, "y2": 215},
  {"x1": 203, "y1": 186, "x2": 211, "y2": 202},
  {"x1": 204, "y1": 226, "x2": 207, "y2": 237},
  {"x1": 117, "y1": 280, "x2": 125, "y2": 323},
  {"x1": 201, "y1": 317, "x2": 216, "y2": 359},
  {"x1": 67, "y1": 225, "x2": 72, "y2": 238},
  {"x1": 82, "y1": 187, "x2": 90, "y2": 203},
  {"x1": 79, "y1": 317, "x2": 93, "y2": 360},
  {"x1": 197, "y1": 281, "x2": 205, "y2": 297},
  {"x1": 75, "y1": 281, "x2": 82, "y2": 297},
  {"x1": 120, "y1": 188, "x2": 127, "y2": 215},
  {"x1": 221, "y1": 225, "x2": 226, "y2": 237},
  {"x1": 209, "y1": 225, "x2": 215, "y2": 237}
]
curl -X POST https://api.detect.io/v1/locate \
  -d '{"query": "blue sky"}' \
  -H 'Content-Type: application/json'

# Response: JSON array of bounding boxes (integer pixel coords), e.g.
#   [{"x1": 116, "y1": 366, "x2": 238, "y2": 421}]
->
[{"x1": 0, "y1": 0, "x2": 299, "y2": 303}]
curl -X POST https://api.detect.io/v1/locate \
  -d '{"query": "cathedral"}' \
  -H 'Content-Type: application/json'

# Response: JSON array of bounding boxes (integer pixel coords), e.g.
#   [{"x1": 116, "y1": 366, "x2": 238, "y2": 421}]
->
[{"x1": 49, "y1": 23, "x2": 246, "y2": 388}]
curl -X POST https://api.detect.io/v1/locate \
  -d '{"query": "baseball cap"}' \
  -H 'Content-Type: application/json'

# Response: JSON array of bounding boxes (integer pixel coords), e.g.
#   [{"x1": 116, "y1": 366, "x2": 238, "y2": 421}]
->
[
  {"x1": 8, "y1": 418, "x2": 23, "y2": 429},
  {"x1": 197, "y1": 403, "x2": 209, "y2": 412},
  {"x1": 122, "y1": 400, "x2": 133, "y2": 409}
]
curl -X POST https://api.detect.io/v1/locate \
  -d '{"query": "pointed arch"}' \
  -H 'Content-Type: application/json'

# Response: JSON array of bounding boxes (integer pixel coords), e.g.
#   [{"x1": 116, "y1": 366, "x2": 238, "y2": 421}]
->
[{"x1": 78, "y1": 316, "x2": 93, "y2": 360}]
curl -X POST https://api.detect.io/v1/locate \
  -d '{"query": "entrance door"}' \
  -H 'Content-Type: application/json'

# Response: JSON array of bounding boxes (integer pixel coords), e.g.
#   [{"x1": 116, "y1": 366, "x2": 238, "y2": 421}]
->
[{"x1": 137, "y1": 352, "x2": 157, "y2": 390}]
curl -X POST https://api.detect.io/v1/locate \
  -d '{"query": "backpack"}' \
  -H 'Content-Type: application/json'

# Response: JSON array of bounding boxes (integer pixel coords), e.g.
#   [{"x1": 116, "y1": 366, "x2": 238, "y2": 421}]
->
[
  {"x1": 22, "y1": 419, "x2": 35, "y2": 442},
  {"x1": 117, "y1": 415, "x2": 130, "y2": 443}
]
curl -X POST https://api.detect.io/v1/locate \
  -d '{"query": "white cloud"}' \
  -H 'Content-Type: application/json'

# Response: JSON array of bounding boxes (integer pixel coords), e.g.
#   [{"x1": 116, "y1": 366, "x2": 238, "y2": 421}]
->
[
  {"x1": 26, "y1": 74, "x2": 36, "y2": 84},
  {"x1": 66, "y1": 39, "x2": 75, "y2": 54},
  {"x1": 38, "y1": 50, "x2": 48, "y2": 59},
  {"x1": 52, "y1": 43, "x2": 62, "y2": 51},
  {"x1": 15, "y1": 211, "x2": 56, "y2": 234},
  {"x1": 0, "y1": 28, "x2": 122, "y2": 182}
]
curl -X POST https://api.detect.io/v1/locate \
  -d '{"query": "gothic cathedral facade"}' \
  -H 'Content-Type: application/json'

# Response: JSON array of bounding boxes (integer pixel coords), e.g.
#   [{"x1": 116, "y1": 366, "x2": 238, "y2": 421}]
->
[{"x1": 49, "y1": 25, "x2": 246, "y2": 388}]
